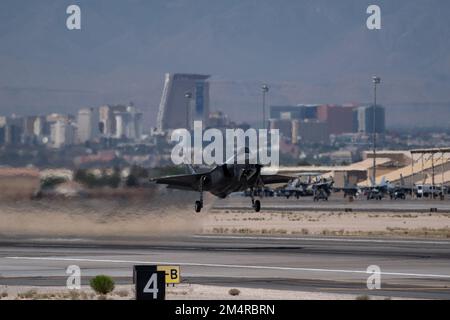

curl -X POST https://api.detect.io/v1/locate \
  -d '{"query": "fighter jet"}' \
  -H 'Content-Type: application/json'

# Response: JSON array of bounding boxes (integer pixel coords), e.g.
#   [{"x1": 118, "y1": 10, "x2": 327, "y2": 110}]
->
[
  {"x1": 279, "y1": 174, "x2": 333, "y2": 201},
  {"x1": 312, "y1": 178, "x2": 334, "y2": 201},
  {"x1": 363, "y1": 175, "x2": 412, "y2": 200},
  {"x1": 278, "y1": 176, "x2": 314, "y2": 199},
  {"x1": 152, "y1": 148, "x2": 291, "y2": 212}
]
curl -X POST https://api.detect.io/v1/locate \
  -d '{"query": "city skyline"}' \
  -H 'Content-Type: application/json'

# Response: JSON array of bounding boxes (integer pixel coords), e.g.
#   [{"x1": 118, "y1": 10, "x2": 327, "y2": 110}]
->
[{"x1": 1, "y1": 1, "x2": 450, "y2": 128}]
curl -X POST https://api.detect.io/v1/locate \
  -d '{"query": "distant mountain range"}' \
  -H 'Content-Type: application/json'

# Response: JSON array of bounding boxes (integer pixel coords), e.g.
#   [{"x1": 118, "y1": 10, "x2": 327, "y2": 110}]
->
[{"x1": 1, "y1": 0, "x2": 450, "y2": 128}]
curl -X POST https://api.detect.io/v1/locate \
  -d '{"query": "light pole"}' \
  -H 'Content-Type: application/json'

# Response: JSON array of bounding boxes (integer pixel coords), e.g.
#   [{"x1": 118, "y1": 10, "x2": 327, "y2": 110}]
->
[
  {"x1": 185, "y1": 91, "x2": 192, "y2": 130},
  {"x1": 261, "y1": 84, "x2": 269, "y2": 130},
  {"x1": 372, "y1": 76, "x2": 381, "y2": 185}
]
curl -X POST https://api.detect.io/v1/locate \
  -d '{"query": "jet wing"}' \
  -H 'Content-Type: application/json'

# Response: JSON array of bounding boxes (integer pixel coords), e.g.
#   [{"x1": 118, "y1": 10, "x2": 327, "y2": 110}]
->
[
  {"x1": 152, "y1": 173, "x2": 206, "y2": 191},
  {"x1": 260, "y1": 174, "x2": 292, "y2": 185}
]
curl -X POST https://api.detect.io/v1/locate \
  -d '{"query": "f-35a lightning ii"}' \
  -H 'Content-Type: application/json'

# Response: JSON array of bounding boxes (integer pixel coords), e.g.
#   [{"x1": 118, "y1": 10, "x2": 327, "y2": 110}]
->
[{"x1": 152, "y1": 148, "x2": 291, "y2": 212}]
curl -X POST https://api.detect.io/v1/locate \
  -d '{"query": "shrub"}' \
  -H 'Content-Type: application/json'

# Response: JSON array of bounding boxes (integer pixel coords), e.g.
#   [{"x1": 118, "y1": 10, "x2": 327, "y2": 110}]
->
[
  {"x1": 18, "y1": 289, "x2": 37, "y2": 299},
  {"x1": 228, "y1": 288, "x2": 240, "y2": 296},
  {"x1": 90, "y1": 275, "x2": 115, "y2": 295}
]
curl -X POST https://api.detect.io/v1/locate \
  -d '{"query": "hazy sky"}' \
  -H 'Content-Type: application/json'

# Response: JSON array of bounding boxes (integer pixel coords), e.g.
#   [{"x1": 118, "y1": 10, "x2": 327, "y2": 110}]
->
[{"x1": 1, "y1": 0, "x2": 450, "y2": 128}]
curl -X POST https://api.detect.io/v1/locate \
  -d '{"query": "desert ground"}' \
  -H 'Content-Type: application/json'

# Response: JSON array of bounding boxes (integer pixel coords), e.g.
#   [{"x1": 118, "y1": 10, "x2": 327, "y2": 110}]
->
[
  {"x1": 0, "y1": 190, "x2": 448, "y2": 239},
  {"x1": 0, "y1": 189, "x2": 449, "y2": 300},
  {"x1": 0, "y1": 283, "x2": 396, "y2": 300}
]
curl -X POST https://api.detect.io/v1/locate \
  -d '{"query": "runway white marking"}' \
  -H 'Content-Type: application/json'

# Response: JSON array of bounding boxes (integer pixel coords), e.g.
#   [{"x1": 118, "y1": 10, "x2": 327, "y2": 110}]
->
[
  {"x1": 193, "y1": 235, "x2": 450, "y2": 245},
  {"x1": 6, "y1": 256, "x2": 450, "y2": 279}
]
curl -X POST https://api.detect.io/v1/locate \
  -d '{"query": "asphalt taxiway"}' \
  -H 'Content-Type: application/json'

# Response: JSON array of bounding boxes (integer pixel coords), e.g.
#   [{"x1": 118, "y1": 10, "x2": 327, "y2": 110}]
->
[
  {"x1": 214, "y1": 196, "x2": 450, "y2": 213},
  {"x1": 1, "y1": 235, "x2": 449, "y2": 299}
]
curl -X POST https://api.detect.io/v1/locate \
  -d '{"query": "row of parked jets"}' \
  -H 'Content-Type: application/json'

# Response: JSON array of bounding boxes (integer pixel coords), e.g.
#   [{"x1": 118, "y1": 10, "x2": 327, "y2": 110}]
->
[
  {"x1": 248, "y1": 175, "x2": 448, "y2": 202},
  {"x1": 153, "y1": 148, "x2": 448, "y2": 212}
]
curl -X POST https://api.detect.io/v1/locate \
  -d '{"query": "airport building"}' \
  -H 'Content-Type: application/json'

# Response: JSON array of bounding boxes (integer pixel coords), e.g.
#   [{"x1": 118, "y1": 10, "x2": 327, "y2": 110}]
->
[
  {"x1": 156, "y1": 73, "x2": 210, "y2": 131},
  {"x1": 277, "y1": 148, "x2": 450, "y2": 191},
  {"x1": 277, "y1": 155, "x2": 404, "y2": 188},
  {"x1": 359, "y1": 149, "x2": 450, "y2": 187}
]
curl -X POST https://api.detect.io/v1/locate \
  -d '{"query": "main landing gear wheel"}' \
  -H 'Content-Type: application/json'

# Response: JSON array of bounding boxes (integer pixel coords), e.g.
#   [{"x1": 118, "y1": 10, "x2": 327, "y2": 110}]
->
[
  {"x1": 195, "y1": 176, "x2": 206, "y2": 213},
  {"x1": 253, "y1": 200, "x2": 261, "y2": 212},
  {"x1": 195, "y1": 200, "x2": 203, "y2": 213}
]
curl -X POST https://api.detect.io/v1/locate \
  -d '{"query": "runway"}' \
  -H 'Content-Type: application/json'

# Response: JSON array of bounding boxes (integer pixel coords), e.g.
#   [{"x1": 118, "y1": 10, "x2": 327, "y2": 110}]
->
[
  {"x1": 1, "y1": 235, "x2": 449, "y2": 299},
  {"x1": 214, "y1": 196, "x2": 450, "y2": 213}
]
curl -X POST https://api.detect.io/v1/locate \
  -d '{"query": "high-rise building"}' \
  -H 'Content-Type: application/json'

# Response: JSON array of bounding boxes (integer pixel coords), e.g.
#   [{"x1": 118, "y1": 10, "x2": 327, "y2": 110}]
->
[
  {"x1": 353, "y1": 105, "x2": 386, "y2": 134},
  {"x1": 269, "y1": 119, "x2": 293, "y2": 140},
  {"x1": 270, "y1": 105, "x2": 319, "y2": 121},
  {"x1": 22, "y1": 116, "x2": 37, "y2": 142},
  {"x1": 99, "y1": 105, "x2": 115, "y2": 137},
  {"x1": 33, "y1": 116, "x2": 48, "y2": 138},
  {"x1": 0, "y1": 117, "x2": 5, "y2": 145},
  {"x1": 292, "y1": 119, "x2": 329, "y2": 144},
  {"x1": 77, "y1": 108, "x2": 98, "y2": 143},
  {"x1": 134, "y1": 112, "x2": 144, "y2": 140},
  {"x1": 0, "y1": 126, "x2": 5, "y2": 145},
  {"x1": 51, "y1": 120, "x2": 76, "y2": 148},
  {"x1": 317, "y1": 105, "x2": 357, "y2": 135},
  {"x1": 46, "y1": 113, "x2": 70, "y2": 124},
  {"x1": 99, "y1": 104, "x2": 143, "y2": 139},
  {"x1": 107, "y1": 104, "x2": 143, "y2": 140},
  {"x1": 2, "y1": 116, "x2": 23, "y2": 145},
  {"x1": 0, "y1": 117, "x2": 6, "y2": 145},
  {"x1": 114, "y1": 112, "x2": 128, "y2": 139},
  {"x1": 157, "y1": 73, "x2": 210, "y2": 131}
]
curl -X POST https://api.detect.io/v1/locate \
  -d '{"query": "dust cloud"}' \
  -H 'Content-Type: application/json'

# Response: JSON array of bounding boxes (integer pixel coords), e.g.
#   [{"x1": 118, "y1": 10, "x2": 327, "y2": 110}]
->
[{"x1": 0, "y1": 189, "x2": 207, "y2": 240}]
